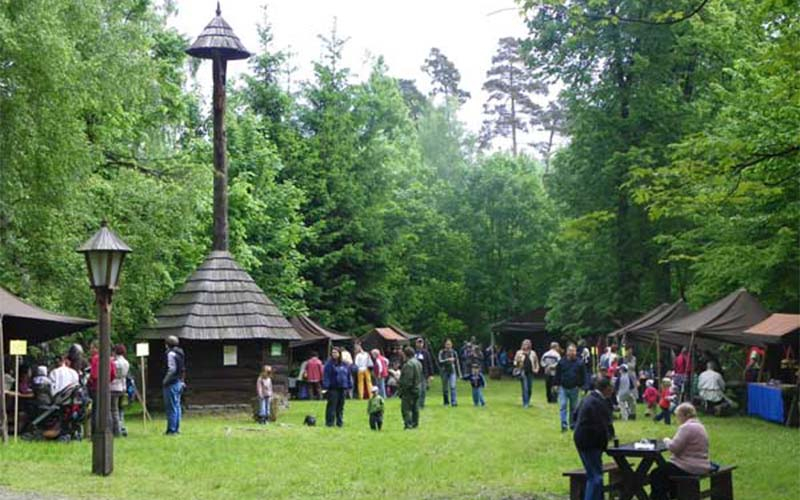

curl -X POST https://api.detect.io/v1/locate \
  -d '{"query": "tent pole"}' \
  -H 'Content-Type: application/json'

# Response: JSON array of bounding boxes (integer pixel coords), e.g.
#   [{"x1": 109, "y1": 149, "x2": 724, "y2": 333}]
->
[
  {"x1": 757, "y1": 345, "x2": 768, "y2": 383},
  {"x1": 0, "y1": 314, "x2": 6, "y2": 444},
  {"x1": 687, "y1": 331, "x2": 696, "y2": 402},
  {"x1": 656, "y1": 331, "x2": 661, "y2": 380},
  {"x1": 490, "y1": 330, "x2": 496, "y2": 368}
]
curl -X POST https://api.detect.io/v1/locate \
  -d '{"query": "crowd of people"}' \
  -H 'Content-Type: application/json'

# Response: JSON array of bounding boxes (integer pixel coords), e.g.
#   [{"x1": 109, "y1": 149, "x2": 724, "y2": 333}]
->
[{"x1": 3, "y1": 341, "x2": 135, "y2": 439}]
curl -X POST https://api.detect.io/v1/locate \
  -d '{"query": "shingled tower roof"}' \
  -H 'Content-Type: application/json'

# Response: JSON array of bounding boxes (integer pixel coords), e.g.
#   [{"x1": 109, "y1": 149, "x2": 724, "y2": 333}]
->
[
  {"x1": 185, "y1": 2, "x2": 251, "y2": 61},
  {"x1": 140, "y1": 251, "x2": 299, "y2": 341}
]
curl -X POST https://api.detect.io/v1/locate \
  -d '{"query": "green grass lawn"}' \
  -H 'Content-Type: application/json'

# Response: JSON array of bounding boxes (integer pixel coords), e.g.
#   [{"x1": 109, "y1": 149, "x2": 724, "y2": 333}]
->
[{"x1": 1, "y1": 379, "x2": 797, "y2": 499}]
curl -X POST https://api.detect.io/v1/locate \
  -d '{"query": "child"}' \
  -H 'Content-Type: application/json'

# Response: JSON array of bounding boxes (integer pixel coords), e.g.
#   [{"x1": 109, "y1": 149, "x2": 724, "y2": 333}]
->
[
  {"x1": 256, "y1": 365, "x2": 273, "y2": 424},
  {"x1": 367, "y1": 385, "x2": 384, "y2": 430},
  {"x1": 653, "y1": 377, "x2": 674, "y2": 425},
  {"x1": 642, "y1": 379, "x2": 659, "y2": 417},
  {"x1": 615, "y1": 364, "x2": 637, "y2": 420},
  {"x1": 463, "y1": 364, "x2": 486, "y2": 407}
]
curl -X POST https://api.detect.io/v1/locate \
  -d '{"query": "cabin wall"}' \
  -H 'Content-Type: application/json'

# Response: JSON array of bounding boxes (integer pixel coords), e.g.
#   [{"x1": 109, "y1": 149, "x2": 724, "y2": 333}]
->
[{"x1": 145, "y1": 339, "x2": 290, "y2": 407}]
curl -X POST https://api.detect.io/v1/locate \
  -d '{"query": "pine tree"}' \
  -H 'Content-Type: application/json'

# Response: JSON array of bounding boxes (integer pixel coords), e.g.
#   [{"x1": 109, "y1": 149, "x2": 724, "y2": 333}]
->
[
  {"x1": 479, "y1": 37, "x2": 546, "y2": 156},
  {"x1": 421, "y1": 48, "x2": 471, "y2": 106}
]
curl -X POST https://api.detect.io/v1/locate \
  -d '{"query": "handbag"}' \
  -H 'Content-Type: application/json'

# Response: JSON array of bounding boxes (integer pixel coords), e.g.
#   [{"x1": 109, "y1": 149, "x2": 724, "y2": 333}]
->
[{"x1": 512, "y1": 367, "x2": 522, "y2": 378}]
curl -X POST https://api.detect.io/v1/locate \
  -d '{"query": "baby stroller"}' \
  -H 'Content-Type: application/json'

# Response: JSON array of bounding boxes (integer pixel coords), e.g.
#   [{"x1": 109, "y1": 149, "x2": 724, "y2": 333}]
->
[{"x1": 24, "y1": 383, "x2": 89, "y2": 441}]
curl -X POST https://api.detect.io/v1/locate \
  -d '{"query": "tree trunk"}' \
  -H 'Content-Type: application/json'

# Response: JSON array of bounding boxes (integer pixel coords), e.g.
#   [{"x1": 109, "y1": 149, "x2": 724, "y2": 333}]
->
[
  {"x1": 212, "y1": 55, "x2": 229, "y2": 251},
  {"x1": 510, "y1": 68, "x2": 517, "y2": 157}
]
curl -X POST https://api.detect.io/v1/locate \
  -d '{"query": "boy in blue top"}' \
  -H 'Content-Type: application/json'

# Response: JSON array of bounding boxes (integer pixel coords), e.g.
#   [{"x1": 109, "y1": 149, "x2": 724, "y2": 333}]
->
[{"x1": 463, "y1": 364, "x2": 486, "y2": 406}]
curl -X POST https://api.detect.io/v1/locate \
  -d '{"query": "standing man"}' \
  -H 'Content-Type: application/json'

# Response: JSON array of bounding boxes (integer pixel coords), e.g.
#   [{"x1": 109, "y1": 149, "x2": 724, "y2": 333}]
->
[
  {"x1": 438, "y1": 339, "x2": 459, "y2": 406},
  {"x1": 577, "y1": 339, "x2": 592, "y2": 377},
  {"x1": 573, "y1": 377, "x2": 616, "y2": 500},
  {"x1": 304, "y1": 352, "x2": 324, "y2": 400},
  {"x1": 541, "y1": 342, "x2": 562, "y2": 404},
  {"x1": 554, "y1": 343, "x2": 587, "y2": 431},
  {"x1": 673, "y1": 347, "x2": 691, "y2": 401},
  {"x1": 398, "y1": 346, "x2": 423, "y2": 429},
  {"x1": 414, "y1": 338, "x2": 434, "y2": 409},
  {"x1": 162, "y1": 335, "x2": 186, "y2": 436}
]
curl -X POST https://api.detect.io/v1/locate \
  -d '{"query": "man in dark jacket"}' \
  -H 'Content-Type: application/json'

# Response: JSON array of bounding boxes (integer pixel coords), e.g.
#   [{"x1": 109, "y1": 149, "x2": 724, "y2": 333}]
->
[
  {"x1": 162, "y1": 336, "x2": 186, "y2": 435},
  {"x1": 573, "y1": 377, "x2": 616, "y2": 500},
  {"x1": 399, "y1": 347, "x2": 423, "y2": 429},
  {"x1": 414, "y1": 338, "x2": 434, "y2": 409},
  {"x1": 555, "y1": 343, "x2": 588, "y2": 431}
]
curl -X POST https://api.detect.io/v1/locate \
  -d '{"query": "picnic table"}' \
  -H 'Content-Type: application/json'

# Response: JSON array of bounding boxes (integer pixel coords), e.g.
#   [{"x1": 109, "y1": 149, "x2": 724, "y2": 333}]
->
[{"x1": 606, "y1": 440, "x2": 668, "y2": 500}]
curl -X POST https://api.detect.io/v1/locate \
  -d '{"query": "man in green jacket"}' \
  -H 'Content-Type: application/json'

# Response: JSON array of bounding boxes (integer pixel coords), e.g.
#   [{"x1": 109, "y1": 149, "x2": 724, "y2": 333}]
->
[{"x1": 399, "y1": 346, "x2": 423, "y2": 429}]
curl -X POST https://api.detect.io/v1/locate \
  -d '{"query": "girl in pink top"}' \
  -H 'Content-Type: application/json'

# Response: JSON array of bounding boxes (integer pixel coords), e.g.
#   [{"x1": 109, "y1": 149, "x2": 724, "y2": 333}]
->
[
  {"x1": 649, "y1": 403, "x2": 712, "y2": 500},
  {"x1": 256, "y1": 365, "x2": 273, "y2": 424}
]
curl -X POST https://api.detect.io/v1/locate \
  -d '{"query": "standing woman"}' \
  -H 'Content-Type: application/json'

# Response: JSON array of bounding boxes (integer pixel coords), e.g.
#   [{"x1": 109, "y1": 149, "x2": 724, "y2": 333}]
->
[
  {"x1": 514, "y1": 339, "x2": 540, "y2": 408},
  {"x1": 322, "y1": 347, "x2": 352, "y2": 427},
  {"x1": 110, "y1": 344, "x2": 130, "y2": 437},
  {"x1": 438, "y1": 339, "x2": 459, "y2": 407}
]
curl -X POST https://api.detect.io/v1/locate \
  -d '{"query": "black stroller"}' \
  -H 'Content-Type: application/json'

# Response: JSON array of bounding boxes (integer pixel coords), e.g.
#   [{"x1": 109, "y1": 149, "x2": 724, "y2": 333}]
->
[{"x1": 23, "y1": 383, "x2": 89, "y2": 441}]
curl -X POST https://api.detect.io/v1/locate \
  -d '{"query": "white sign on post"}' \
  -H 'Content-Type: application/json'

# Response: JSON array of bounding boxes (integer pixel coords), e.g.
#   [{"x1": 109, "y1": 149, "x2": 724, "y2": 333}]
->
[
  {"x1": 136, "y1": 342, "x2": 149, "y2": 357},
  {"x1": 9, "y1": 340, "x2": 26, "y2": 442},
  {"x1": 9, "y1": 340, "x2": 26, "y2": 356}
]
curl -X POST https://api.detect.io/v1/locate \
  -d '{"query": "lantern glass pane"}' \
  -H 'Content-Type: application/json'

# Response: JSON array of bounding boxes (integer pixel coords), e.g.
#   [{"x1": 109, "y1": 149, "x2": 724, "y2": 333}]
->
[
  {"x1": 108, "y1": 252, "x2": 123, "y2": 288},
  {"x1": 89, "y1": 252, "x2": 109, "y2": 288}
]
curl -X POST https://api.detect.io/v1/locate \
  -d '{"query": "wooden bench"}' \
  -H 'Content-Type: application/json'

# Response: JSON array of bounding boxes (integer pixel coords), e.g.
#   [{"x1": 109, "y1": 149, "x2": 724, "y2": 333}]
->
[
  {"x1": 563, "y1": 462, "x2": 623, "y2": 500},
  {"x1": 671, "y1": 465, "x2": 736, "y2": 500}
]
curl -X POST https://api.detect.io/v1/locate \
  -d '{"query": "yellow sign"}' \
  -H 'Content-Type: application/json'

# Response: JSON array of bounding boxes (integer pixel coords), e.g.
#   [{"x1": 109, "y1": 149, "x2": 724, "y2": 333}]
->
[
  {"x1": 136, "y1": 342, "x2": 150, "y2": 357},
  {"x1": 9, "y1": 340, "x2": 27, "y2": 356}
]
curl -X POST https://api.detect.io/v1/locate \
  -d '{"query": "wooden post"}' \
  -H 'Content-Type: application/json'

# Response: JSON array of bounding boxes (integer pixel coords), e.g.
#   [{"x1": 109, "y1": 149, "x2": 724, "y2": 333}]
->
[
  {"x1": 687, "y1": 331, "x2": 696, "y2": 401},
  {"x1": 92, "y1": 288, "x2": 114, "y2": 476},
  {"x1": 211, "y1": 52, "x2": 229, "y2": 252},
  {"x1": 0, "y1": 315, "x2": 7, "y2": 444},
  {"x1": 140, "y1": 356, "x2": 147, "y2": 429},
  {"x1": 13, "y1": 354, "x2": 19, "y2": 442}
]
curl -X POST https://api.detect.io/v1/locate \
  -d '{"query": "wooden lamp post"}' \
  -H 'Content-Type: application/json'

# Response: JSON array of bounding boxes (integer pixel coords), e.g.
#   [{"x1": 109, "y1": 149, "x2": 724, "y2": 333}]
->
[
  {"x1": 78, "y1": 221, "x2": 131, "y2": 476},
  {"x1": 186, "y1": 1, "x2": 251, "y2": 252}
]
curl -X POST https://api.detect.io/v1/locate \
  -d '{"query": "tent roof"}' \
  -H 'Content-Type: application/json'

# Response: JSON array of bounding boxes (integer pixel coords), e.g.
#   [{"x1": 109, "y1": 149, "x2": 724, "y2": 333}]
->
[
  {"x1": 611, "y1": 300, "x2": 692, "y2": 347},
  {"x1": 289, "y1": 316, "x2": 350, "y2": 347},
  {"x1": 742, "y1": 314, "x2": 800, "y2": 345},
  {"x1": 491, "y1": 308, "x2": 548, "y2": 334},
  {"x1": 0, "y1": 285, "x2": 95, "y2": 343},
  {"x1": 139, "y1": 251, "x2": 299, "y2": 341},
  {"x1": 608, "y1": 303, "x2": 671, "y2": 338},
  {"x1": 661, "y1": 288, "x2": 769, "y2": 345},
  {"x1": 373, "y1": 327, "x2": 407, "y2": 342},
  {"x1": 388, "y1": 324, "x2": 419, "y2": 340}
]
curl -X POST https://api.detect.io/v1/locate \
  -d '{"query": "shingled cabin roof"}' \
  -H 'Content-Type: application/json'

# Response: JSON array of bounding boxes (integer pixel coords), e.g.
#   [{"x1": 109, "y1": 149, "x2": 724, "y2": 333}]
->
[{"x1": 140, "y1": 251, "x2": 299, "y2": 341}]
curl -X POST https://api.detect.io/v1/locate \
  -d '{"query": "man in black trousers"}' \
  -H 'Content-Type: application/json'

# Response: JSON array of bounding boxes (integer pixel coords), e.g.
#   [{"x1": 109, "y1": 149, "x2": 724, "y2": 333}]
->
[{"x1": 572, "y1": 376, "x2": 616, "y2": 500}]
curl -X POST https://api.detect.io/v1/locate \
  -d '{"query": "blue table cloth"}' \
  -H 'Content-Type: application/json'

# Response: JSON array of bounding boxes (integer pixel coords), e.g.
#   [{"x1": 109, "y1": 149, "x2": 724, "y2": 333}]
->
[{"x1": 748, "y1": 383, "x2": 784, "y2": 424}]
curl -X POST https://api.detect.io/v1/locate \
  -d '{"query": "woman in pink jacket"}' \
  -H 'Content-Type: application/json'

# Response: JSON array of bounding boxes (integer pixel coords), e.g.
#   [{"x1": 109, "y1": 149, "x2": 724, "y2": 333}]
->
[{"x1": 649, "y1": 402, "x2": 712, "y2": 500}]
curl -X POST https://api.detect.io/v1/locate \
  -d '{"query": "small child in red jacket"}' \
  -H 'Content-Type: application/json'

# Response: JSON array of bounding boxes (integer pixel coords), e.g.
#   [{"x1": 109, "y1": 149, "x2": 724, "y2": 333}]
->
[
  {"x1": 642, "y1": 379, "x2": 659, "y2": 417},
  {"x1": 653, "y1": 377, "x2": 675, "y2": 424}
]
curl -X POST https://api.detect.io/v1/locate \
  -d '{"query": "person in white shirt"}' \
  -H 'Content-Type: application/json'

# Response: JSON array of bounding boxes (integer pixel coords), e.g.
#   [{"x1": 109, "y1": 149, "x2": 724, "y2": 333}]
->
[
  {"x1": 541, "y1": 342, "x2": 562, "y2": 403},
  {"x1": 110, "y1": 344, "x2": 131, "y2": 436},
  {"x1": 698, "y1": 362, "x2": 735, "y2": 414},
  {"x1": 353, "y1": 343, "x2": 373, "y2": 400},
  {"x1": 50, "y1": 356, "x2": 80, "y2": 395}
]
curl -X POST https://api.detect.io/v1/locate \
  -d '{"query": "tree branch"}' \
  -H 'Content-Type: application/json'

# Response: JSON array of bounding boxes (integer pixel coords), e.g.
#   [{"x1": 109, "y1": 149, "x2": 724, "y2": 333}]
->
[
  {"x1": 586, "y1": 0, "x2": 711, "y2": 26},
  {"x1": 731, "y1": 145, "x2": 800, "y2": 174},
  {"x1": 102, "y1": 152, "x2": 165, "y2": 178}
]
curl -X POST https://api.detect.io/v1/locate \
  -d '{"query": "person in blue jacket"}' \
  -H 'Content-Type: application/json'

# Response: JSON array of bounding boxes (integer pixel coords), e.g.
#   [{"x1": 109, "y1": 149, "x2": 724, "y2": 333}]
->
[{"x1": 322, "y1": 347, "x2": 352, "y2": 427}]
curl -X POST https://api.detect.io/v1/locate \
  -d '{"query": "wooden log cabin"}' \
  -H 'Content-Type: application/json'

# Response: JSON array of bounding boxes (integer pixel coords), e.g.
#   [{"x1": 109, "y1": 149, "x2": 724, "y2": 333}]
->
[{"x1": 139, "y1": 251, "x2": 300, "y2": 408}]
